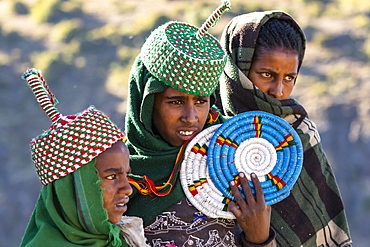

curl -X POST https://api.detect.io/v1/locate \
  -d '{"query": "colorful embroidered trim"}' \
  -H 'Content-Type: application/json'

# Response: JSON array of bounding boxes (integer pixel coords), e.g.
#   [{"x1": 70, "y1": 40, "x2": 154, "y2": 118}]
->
[
  {"x1": 127, "y1": 139, "x2": 188, "y2": 197},
  {"x1": 128, "y1": 109, "x2": 221, "y2": 197}
]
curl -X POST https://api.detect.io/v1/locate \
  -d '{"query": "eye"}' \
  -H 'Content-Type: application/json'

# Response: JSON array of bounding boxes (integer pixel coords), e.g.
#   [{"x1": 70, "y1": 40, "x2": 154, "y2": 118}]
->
[
  {"x1": 196, "y1": 99, "x2": 208, "y2": 104},
  {"x1": 261, "y1": 72, "x2": 271, "y2": 78},
  {"x1": 168, "y1": 100, "x2": 183, "y2": 105},
  {"x1": 106, "y1": 174, "x2": 117, "y2": 180},
  {"x1": 285, "y1": 75, "x2": 295, "y2": 81}
]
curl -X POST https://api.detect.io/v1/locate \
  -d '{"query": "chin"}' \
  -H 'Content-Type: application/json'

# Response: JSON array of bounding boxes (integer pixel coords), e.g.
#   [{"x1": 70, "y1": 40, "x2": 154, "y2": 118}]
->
[
  {"x1": 108, "y1": 216, "x2": 122, "y2": 224},
  {"x1": 108, "y1": 219, "x2": 120, "y2": 224}
]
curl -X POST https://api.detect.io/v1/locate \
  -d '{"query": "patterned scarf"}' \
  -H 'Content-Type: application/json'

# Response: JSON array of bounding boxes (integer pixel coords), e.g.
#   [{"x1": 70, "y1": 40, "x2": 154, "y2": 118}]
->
[
  {"x1": 20, "y1": 159, "x2": 127, "y2": 247},
  {"x1": 124, "y1": 55, "x2": 224, "y2": 224},
  {"x1": 215, "y1": 10, "x2": 352, "y2": 246}
]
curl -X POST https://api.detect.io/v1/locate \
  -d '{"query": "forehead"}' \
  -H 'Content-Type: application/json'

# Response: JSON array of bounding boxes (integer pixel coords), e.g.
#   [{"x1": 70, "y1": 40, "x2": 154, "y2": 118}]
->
[
  {"x1": 156, "y1": 87, "x2": 209, "y2": 98},
  {"x1": 254, "y1": 49, "x2": 299, "y2": 70},
  {"x1": 257, "y1": 48, "x2": 298, "y2": 61},
  {"x1": 95, "y1": 141, "x2": 129, "y2": 169}
]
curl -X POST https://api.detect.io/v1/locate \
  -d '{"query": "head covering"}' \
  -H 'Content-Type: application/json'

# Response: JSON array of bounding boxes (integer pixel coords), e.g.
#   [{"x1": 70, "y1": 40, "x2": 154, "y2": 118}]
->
[
  {"x1": 221, "y1": 10, "x2": 305, "y2": 78},
  {"x1": 124, "y1": 1, "x2": 230, "y2": 224},
  {"x1": 22, "y1": 68, "x2": 125, "y2": 185},
  {"x1": 216, "y1": 10, "x2": 308, "y2": 125},
  {"x1": 215, "y1": 11, "x2": 352, "y2": 246},
  {"x1": 140, "y1": 0, "x2": 230, "y2": 96},
  {"x1": 20, "y1": 161, "x2": 127, "y2": 247},
  {"x1": 124, "y1": 55, "x2": 225, "y2": 225},
  {"x1": 20, "y1": 68, "x2": 128, "y2": 246}
]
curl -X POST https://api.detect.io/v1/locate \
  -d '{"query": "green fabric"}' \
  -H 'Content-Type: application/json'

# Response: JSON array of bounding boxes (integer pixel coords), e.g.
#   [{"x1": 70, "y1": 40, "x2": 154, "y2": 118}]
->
[
  {"x1": 216, "y1": 10, "x2": 352, "y2": 246},
  {"x1": 140, "y1": 21, "x2": 227, "y2": 96},
  {"x1": 20, "y1": 159, "x2": 128, "y2": 247},
  {"x1": 124, "y1": 54, "x2": 225, "y2": 224}
]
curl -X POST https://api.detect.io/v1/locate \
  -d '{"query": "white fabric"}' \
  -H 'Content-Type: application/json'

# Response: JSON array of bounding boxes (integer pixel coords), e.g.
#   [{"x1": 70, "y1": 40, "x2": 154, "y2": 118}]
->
[{"x1": 118, "y1": 216, "x2": 150, "y2": 247}]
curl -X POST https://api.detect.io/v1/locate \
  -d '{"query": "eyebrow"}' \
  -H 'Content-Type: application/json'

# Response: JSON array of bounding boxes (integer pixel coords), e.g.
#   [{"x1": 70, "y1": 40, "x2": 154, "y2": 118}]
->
[
  {"x1": 166, "y1": 96, "x2": 185, "y2": 100},
  {"x1": 166, "y1": 95, "x2": 208, "y2": 100},
  {"x1": 102, "y1": 168, "x2": 123, "y2": 173},
  {"x1": 260, "y1": 67, "x2": 298, "y2": 76}
]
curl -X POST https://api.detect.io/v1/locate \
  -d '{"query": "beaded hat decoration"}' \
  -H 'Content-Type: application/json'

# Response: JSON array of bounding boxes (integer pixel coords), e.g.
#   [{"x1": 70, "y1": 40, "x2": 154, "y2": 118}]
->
[
  {"x1": 22, "y1": 68, "x2": 125, "y2": 185},
  {"x1": 180, "y1": 111, "x2": 303, "y2": 218},
  {"x1": 140, "y1": 0, "x2": 231, "y2": 96}
]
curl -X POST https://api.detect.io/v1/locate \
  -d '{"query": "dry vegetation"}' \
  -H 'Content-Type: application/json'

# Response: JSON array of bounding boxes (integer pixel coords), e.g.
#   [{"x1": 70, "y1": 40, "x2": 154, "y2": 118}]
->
[{"x1": 1, "y1": 0, "x2": 369, "y2": 246}]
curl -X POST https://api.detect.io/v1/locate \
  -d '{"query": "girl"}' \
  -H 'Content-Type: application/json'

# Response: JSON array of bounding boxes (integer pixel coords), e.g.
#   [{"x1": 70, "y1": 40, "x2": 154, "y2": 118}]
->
[
  {"x1": 216, "y1": 11, "x2": 352, "y2": 247},
  {"x1": 20, "y1": 69, "x2": 148, "y2": 247}
]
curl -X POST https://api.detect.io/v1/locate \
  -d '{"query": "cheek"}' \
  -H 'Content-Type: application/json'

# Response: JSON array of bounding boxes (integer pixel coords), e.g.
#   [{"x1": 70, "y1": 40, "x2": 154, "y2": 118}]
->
[
  {"x1": 251, "y1": 78, "x2": 269, "y2": 94},
  {"x1": 153, "y1": 104, "x2": 173, "y2": 127},
  {"x1": 199, "y1": 106, "x2": 210, "y2": 123},
  {"x1": 284, "y1": 83, "x2": 295, "y2": 94},
  {"x1": 101, "y1": 183, "x2": 114, "y2": 206},
  {"x1": 153, "y1": 108, "x2": 176, "y2": 136},
  {"x1": 248, "y1": 73, "x2": 265, "y2": 90}
]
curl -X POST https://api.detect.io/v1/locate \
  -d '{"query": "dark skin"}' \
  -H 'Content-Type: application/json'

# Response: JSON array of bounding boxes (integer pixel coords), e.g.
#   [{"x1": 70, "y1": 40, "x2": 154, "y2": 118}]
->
[
  {"x1": 248, "y1": 49, "x2": 299, "y2": 100},
  {"x1": 153, "y1": 87, "x2": 274, "y2": 246},
  {"x1": 227, "y1": 49, "x2": 298, "y2": 246},
  {"x1": 229, "y1": 172, "x2": 275, "y2": 246}
]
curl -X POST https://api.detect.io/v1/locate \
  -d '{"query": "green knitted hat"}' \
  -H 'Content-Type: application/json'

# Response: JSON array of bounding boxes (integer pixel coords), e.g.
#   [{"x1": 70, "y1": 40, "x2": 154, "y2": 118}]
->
[
  {"x1": 141, "y1": 0, "x2": 231, "y2": 96},
  {"x1": 22, "y1": 68, "x2": 126, "y2": 185}
]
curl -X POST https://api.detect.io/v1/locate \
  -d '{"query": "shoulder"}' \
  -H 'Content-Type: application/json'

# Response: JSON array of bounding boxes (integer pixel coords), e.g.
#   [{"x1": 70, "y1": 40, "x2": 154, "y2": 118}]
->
[{"x1": 284, "y1": 115, "x2": 321, "y2": 149}]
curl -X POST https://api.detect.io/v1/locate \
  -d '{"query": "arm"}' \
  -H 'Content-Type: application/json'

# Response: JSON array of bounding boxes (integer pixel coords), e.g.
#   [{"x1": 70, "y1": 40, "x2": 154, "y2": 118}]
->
[{"x1": 229, "y1": 172, "x2": 276, "y2": 247}]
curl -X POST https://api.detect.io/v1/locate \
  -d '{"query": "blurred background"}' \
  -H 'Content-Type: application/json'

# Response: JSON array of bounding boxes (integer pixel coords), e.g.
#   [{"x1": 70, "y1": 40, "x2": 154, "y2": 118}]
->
[{"x1": 0, "y1": 0, "x2": 369, "y2": 246}]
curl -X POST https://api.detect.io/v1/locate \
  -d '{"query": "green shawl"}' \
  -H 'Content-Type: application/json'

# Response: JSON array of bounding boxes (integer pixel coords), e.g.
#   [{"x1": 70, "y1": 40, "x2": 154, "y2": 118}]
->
[
  {"x1": 124, "y1": 55, "x2": 224, "y2": 224},
  {"x1": 216, "y1": 10, "x2": 352, "y2": 246},
  {"x1": 20, "y1": 159, "x2": 127, "y2": 247}
]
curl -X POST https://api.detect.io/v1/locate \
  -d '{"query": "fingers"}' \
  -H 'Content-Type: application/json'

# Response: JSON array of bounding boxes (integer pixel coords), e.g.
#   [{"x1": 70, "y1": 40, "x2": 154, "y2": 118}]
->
[
  {"x1": 227, "y1": 199, "x2": 241, "y2": 218},
  {"x1": 231, "y1": 172, "x2": 265, "y2": 205},
  {"x1": 239, "y1": 172, "x2": 255, "y2": 205},
  {"x1": 229, "y1": 180, "x2": 245, "y2": 214},
  {"x1": 229, "y1": 172, "x2": 266, "y2": 213},
  {"x1": 250, "y1": 173, "x2": 266, "y2": 204}
]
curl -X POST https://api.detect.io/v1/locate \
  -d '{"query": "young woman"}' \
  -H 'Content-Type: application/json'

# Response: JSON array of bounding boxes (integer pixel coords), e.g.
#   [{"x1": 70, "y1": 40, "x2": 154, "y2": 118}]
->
[
  {"x1": 215, "y1": 10, "x2": 352, "y2": 246},
  {"x1": 20, "y1": 69, "x2": 148, "y2": 247},
  {"x1": 124, "y1": 3, "x2": 276, "y2": 245}
]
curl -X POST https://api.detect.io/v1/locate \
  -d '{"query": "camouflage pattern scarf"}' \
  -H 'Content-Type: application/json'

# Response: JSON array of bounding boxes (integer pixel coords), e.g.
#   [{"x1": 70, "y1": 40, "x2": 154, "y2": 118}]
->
[{"x1": 215, "y1": 10, "x2": 352, "y2": 246}]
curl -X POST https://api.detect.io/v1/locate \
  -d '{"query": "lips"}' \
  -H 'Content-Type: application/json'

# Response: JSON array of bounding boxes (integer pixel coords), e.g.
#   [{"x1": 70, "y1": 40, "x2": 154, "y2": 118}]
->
[
  {"x1": 177, "y1": 129, "x2": 198, "y2": 142},
  {"x1": 179, "y1": 130, "x2": 195, "y2": 136},
  {"x1": 114, "y1": 197, "x2": 129, "y2": 208}
]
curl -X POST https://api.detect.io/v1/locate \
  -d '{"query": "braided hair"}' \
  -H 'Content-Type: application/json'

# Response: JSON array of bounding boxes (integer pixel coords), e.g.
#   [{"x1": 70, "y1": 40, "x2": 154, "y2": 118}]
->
[{"x1": 253, "y1": 18, "x2": 305, "y2": 69}]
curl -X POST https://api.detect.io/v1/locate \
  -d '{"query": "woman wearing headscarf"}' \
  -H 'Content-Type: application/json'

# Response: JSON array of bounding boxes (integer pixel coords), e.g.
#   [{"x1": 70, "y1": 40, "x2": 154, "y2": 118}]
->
[
  {"x1": 20, "y1": 69, "x2": 148, "y2": 247},
  {"x1": 124, "y1": 2, "x2": 277, "y2": 246},
  {"x1": 215, "y1": 10, "x2": 352, "y2": 246}
]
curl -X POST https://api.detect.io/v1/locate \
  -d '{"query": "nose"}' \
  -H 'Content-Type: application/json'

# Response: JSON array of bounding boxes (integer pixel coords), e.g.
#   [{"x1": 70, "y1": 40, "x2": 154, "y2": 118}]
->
[
  {"x1": 268, "y1": 79, "x2": 284, "y2": 99},
  {"x1": 118, "y1": 177, "x2": 133, "y2": 196},
  {"x1": 181, "y1": 104, "x2": 198, "y2": 124}
]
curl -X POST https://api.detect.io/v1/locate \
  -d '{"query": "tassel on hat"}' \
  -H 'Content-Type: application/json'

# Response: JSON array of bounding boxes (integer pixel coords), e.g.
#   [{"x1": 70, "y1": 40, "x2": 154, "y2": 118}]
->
[
  {"x1": 140, "y1": 0, "x2": 231, "y2": 96},
  {"x1": 22, "y1": 68, "x2": 125, "y2": 185}
]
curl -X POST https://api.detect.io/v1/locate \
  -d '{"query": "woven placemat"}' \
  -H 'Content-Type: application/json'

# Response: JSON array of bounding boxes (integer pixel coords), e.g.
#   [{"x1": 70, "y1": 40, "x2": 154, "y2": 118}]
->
[
  {"x1": 180, "y1": 111, "x2": 303, "y2": 218},
  {"x1": 180, "y1": 124, "x2": 236, "y2": 219},
  {"x1": 208, "y1": 111, "x2": 303, "y2": 206}
]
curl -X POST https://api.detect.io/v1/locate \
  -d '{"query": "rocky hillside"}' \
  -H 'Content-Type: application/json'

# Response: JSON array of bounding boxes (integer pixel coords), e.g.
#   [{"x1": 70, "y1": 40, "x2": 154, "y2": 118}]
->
[{"x1": 0, "y1": 0, "x2": 369, "y2": 246}]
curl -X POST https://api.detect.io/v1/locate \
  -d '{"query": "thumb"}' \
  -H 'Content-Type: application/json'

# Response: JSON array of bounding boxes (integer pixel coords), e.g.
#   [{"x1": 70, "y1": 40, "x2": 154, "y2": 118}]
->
[{"x1": 228, "y1": 201, "x2": 241, "y2": 218}]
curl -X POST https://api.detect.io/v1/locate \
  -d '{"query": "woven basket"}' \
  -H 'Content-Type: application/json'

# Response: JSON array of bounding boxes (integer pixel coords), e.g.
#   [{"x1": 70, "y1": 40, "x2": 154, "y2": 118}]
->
[{"x1": 180, "y1": 111, "x2": 303, "y2": 218}]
